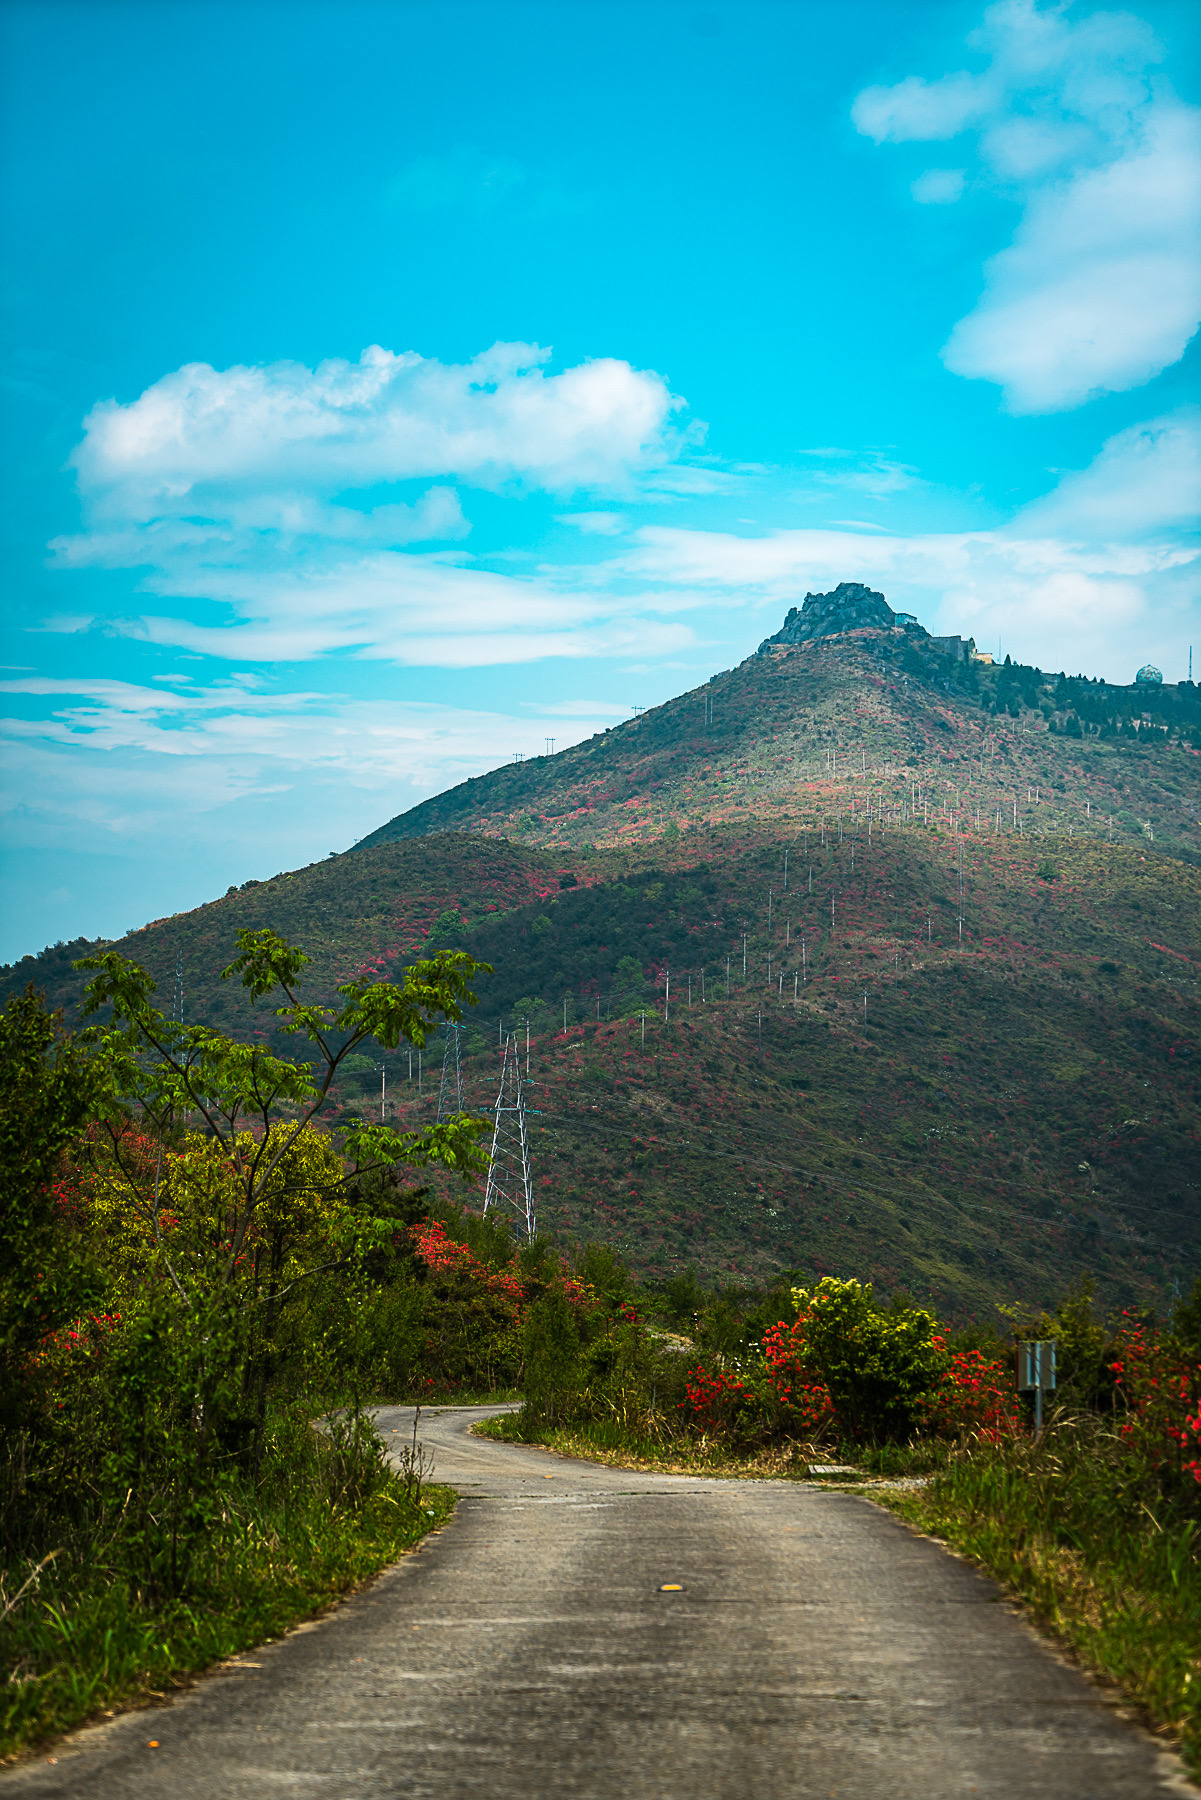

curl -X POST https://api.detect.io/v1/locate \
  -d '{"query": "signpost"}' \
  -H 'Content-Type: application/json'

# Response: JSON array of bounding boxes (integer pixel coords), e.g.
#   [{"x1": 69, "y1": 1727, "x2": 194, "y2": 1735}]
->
[{"x1": 1018, "y1": 1339, "x2": 1057, "y2": 1433}]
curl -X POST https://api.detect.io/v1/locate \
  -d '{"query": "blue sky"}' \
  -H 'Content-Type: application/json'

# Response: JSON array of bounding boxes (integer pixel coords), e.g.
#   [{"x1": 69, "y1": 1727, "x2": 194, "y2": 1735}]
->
[{"x1": 1, "y1": 0, "x2": 1198, "y2": 961}]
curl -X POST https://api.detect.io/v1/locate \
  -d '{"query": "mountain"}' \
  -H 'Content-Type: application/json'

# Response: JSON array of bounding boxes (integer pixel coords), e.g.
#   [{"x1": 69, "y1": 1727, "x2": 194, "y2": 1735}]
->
[
  {"x1": 357, "y1": 589, "x2": 1201, "y2": 865},
  {"x1": 7, "y1": 592, "x2": 1200, "y2": 1317}
]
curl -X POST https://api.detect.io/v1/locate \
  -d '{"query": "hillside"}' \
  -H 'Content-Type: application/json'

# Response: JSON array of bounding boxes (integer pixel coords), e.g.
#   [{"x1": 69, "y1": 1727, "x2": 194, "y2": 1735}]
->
[
  {"x1": 6, "y1": 604, "x2": 1199, "y2": 1318},
  {"x1": 359, "y1": 619, "x2": 1201, "y2": 866}
]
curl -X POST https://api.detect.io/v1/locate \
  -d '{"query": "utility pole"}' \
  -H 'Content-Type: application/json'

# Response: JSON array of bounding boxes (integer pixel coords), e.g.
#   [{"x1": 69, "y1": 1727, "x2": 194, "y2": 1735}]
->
[
  {"x1": 665, "y1": 970, "x2": 670, "y2": 1024},
  {"x1": 784, "y1": 849, "x2": 789, "y2": 889},
  {"x1": 742, "y1": 935, "x2": 747, "y2": 980},
  {"x1": 483, "y1": 1034, "x2": 536, "y2": 1240},
  {"x1": 726, "y1": 956, "x2": 731, "y2": 996}
]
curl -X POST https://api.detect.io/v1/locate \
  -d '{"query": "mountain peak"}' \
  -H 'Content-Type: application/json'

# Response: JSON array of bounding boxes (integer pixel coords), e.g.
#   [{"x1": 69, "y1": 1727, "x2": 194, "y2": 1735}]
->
[
  {"x1": 757, "y1": 581, "x2": 894, "y2": 651},
  {"x1": 756, "y1": 581, "x2": 975, "y2": 665}
]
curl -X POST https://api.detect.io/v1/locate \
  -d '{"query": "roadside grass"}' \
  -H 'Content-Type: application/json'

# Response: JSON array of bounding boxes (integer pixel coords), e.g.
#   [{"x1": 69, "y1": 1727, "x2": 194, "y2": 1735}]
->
[
  {"x1": 1, "y1": 1463, "x2": 454, "y2": 1765},
  {"x1": 872, "y1": 1434, "x2": 1201, "y2": 1777},
  {"x1": 475, "y1": 1411, "x2": 947, "y2": 1482},
  {"x1": 390, "y1": 1387, "x2": 522, "y2": 1407}
]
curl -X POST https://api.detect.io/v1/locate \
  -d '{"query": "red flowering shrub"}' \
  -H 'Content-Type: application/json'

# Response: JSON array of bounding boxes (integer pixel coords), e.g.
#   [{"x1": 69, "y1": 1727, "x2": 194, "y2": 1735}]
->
[
  {"x1": 1108, "y1": 1315, "x2": 1201, "y2": 1488},
  {"x1": 411, "y1": 1219, "x2": 526, "y2": 1307},
  {"x1": 761, "y1": 1319, "x2": 836, "y2": 1436},
  {"x1": 919, "y1": 1344, "x2": 1020, "y2": 1441},
  {"x1": 682, "y1": 1363, "x2": 759, "y2": 1437}
]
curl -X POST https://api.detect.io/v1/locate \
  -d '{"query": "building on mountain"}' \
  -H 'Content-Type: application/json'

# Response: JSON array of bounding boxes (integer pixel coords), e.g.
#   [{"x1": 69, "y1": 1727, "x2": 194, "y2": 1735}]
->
[
  {"x1": 1135, "y1": 663, "x2": 1164, "y2": 686},
  {"x1": 756, "y1": 582, "x2": 975, "y2": 663}
]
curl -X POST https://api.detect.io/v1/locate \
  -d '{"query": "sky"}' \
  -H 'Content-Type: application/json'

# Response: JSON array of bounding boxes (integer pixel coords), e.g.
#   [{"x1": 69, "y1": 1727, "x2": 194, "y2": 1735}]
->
[{"x1": 1, "y1": 0, "x2": 1198, "y2": 962}]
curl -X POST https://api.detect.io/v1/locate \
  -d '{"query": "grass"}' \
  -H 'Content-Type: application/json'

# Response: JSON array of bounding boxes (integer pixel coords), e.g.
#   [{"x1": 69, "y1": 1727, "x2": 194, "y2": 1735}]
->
[
  {"x1": 475, "y1": 1410, "x2": 948, "y2": 1482},
  {"x1": 872, "y1": 1427, "x2": 1201, "y2": 1777},
  {"x1": 0, "y1": 1470, "x2": 454, "y2": 1765}
]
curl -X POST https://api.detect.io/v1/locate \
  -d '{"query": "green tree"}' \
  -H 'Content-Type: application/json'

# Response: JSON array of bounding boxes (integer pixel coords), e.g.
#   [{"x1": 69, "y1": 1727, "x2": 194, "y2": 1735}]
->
[
  {"x1": 520, "y1": 1290, "x2": 582, "y2": 1427},
  {"x1": 73, "y1": 930, "x2": 494, "y2": 1469},
  {"x1": 0, "y1": 987, "x2": 100, "y2": 1435}
]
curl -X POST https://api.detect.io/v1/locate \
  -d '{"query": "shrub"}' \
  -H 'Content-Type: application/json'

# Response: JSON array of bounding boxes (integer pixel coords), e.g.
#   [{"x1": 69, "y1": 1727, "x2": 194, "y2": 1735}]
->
[{"x1": 788, "y1": 1278, "x2": 947, "y2": 1442}]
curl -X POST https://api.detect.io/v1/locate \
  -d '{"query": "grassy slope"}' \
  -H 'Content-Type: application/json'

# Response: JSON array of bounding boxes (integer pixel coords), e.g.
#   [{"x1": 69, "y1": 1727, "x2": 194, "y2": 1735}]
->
[
  {"x1": 358, "y1": 631, "x2": 1201, "y2": 867},
  {"x1": 6, "y1": 636, "x2": 1198, "y2": 1316},
  {"x1": 1, "y1": 1482, "x2": 455, "y2": 1762}
]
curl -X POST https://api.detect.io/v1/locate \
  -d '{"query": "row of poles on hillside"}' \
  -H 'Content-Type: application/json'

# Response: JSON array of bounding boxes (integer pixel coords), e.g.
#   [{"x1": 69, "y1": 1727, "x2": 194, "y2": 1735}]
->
[{"x1": 408, "y1": 826, "x2": 971, "y2": 1243}]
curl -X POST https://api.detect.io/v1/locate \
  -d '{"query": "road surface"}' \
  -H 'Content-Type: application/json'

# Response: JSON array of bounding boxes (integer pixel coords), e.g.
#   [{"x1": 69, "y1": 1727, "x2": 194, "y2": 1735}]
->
[{"x1": 1, "y1": 1404, "x2": 1190, "y2": 1798}]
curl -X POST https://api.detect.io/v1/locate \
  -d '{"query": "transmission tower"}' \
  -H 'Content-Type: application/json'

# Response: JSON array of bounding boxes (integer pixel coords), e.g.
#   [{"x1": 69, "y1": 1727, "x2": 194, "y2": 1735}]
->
[
  {"x1": 173, "y1": 951, "x2": 184, "y2": 1026},
  {"x1": 483, "y1": 1033, "x2": 535, "y2": 1239},
  {"x1": 437, "y1": 1022, "x2": 464, "y2": 1119}
]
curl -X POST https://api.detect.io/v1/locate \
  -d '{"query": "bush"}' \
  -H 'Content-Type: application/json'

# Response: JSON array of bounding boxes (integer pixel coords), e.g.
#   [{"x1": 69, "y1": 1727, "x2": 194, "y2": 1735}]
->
[{"x1": 789, "y1": 1277, "x2": 946, "y2": 1442}]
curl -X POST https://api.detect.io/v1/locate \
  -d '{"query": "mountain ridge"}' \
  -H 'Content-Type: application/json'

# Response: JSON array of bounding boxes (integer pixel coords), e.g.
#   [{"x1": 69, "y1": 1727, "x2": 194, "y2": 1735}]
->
[{"x1": 6, "y1": 607, "x2": 1199, "y2": 1316}]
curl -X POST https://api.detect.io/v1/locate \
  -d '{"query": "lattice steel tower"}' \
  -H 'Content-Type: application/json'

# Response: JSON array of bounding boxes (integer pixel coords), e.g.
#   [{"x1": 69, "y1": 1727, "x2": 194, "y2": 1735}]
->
[
  {"x1": 437, "y1": 1022, "x2": 464, "y2": 1120},
  {"x1": 483, "y1": 1032, "x2": 535, "y2": 1239}
]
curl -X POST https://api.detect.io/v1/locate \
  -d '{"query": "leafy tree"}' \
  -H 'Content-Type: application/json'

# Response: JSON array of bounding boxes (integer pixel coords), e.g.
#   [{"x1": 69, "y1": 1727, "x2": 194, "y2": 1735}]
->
[
  {"x1": 520, "y1": 1290, "x2": 582, "y2": 1426},
  {"x1": 0, "y1": 987, "x2": 100, "y2": 1435},
  {"x1": 70, "y1": 929, "x2": 494, "y2": 1468}
]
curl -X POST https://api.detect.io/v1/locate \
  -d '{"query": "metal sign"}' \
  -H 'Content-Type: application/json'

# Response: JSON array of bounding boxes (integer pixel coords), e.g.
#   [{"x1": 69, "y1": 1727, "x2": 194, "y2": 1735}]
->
[{"x1": 1017, "y1": 1339, "x2": 1056, "y2": 1432}]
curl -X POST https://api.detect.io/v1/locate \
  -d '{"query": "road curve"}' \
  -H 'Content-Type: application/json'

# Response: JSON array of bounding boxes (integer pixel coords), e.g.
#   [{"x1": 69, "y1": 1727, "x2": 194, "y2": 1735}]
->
[{"x1": 1, "y1": 1404, "x2": 1190, "y2": 1799}]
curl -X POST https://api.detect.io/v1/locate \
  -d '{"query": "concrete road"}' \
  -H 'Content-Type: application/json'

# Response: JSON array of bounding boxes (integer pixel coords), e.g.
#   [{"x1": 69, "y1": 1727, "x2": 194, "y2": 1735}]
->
[{"x1": 1, "y1": 1404, "x2": 1190, "y2": 1799}]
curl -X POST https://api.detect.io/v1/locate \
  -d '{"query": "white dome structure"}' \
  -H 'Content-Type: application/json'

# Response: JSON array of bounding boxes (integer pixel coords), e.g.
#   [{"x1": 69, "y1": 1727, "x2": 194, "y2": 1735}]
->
[{"x1": 1135, "y1": 664, "x2": 1163, "y2": 685}]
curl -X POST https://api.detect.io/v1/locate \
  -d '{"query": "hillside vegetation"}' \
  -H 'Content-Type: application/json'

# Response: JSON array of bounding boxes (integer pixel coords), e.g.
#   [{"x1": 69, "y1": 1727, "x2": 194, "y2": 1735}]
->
[{"x1": 5, "y1": 630, "x2": 1198, "y2": 1316}]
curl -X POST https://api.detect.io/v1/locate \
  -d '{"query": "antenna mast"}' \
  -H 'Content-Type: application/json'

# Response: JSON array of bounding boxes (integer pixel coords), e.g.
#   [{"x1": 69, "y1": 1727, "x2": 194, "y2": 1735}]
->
[{"x1": 483, "y1": 1033, "x2": 536, "y2": 1239}]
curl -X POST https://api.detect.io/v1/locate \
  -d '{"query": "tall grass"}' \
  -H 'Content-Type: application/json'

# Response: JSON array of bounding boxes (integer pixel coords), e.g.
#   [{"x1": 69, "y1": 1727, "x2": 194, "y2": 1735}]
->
[
  {"x1": 880, "y1": 1412, "x2": 1201, "y2": 1773},
  {"x1": 1, "y1": 1408, "x2": 452, "y2": 1763}
]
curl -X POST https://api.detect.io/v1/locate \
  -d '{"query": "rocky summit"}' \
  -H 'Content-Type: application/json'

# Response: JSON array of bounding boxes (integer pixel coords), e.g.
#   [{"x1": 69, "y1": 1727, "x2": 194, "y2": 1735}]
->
[{"x1": 758, "y1": 582, "x2": 973, "y2": 664}]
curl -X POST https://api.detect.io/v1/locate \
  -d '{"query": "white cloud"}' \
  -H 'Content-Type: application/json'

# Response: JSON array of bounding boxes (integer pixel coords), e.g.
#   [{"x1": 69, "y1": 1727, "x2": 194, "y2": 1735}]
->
[
  {"x1": 0, "y1": 676, "x2": 623, "y2": 850},
  {"x1": 45, "y1": 342, "x2": 705, "y2": 669},
  {"x1": 911, "y1": 168, "x2": 966, "y2": 203},
  {"x1": 72, "y1": 342, "x2": 686, "y2": 517},
  {"x1": 601, "y1": 415, "x2": 1198, "y2": 679},
  {"x1": 1014, "y1": 407, "x2": 1201, "y2": 537},
  {"x1": 853, "y1": 71, "x2": 990, "y2": 143},
  {"x1": 556, "y1": 511, "x2": 629, "y2": 534},
  {"x1": 45, "y1": 544, "x2": 697, "y2": 669},
  {"x1": 854, "y1": 0, "x2": 1201, "y2": 411}
]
